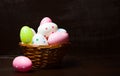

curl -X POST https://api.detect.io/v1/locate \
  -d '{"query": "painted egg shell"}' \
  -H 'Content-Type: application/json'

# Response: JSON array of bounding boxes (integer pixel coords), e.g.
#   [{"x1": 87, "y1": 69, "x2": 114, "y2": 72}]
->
[
  {"x1": 20, "y1": 26, "x2": 34, "y2": 44},
  {"x1": 40, "y1": 17, "x2": 52, "y2": 25},
  {"x1": 12, "y1": 56, "x2": 32, "y2": 72},
  {"x1": 31, "y1": 28, "x2": 36, "y2": 35},
  {"x1": 37, "y1": 22, "x2": 58, "y2": 39},
  {"x1": 48, "y1": 32, "x2": 69, "y2": 45},
  {"x1": 32, "y1": 33, "x2": 48, "y2": 46},
  {"x1": 57, "y1": 28, "x2": 67, "y2": 33}
]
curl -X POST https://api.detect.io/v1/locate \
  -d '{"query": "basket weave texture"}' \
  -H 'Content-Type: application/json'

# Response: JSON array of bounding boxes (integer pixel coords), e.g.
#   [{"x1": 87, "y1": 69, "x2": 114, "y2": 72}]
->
[{"x1": 19, "y1": 42, "x2": 69, "y2": 69}]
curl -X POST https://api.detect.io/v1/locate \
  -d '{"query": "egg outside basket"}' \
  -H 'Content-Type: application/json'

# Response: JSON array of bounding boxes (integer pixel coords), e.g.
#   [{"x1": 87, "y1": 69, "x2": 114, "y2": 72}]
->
[{"x1": 19, "y1": 42, "x2": 69, "y2": 69}]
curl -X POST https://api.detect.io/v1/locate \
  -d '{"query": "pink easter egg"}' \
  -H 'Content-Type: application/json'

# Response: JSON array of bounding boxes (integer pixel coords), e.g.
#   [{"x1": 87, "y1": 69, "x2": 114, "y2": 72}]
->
[
  {"x1": 12, "y1": 56, "x2": 32, "y2": 72},
  {"x1": 48, "y1": 32, "x2": 69, "y2": 45},
  {"x1": 40, "y1": 17, "x2": 52, "y2": 25}
]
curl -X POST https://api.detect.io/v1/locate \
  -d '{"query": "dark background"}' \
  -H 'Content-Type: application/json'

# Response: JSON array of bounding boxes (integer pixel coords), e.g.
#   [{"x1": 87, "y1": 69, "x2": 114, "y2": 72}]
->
[{"x1": 0, "y1": 0, "x2": 120, "y2": 55}]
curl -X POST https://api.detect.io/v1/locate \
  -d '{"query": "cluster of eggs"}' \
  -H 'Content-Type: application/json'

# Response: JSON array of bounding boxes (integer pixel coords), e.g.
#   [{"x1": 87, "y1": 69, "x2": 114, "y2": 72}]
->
[
  {"x1": 20, "y1": 17, "x2": 69, "y2": 46},
  {"x1": 12, "y1": 17, "x2": 69, "y2": 72}
]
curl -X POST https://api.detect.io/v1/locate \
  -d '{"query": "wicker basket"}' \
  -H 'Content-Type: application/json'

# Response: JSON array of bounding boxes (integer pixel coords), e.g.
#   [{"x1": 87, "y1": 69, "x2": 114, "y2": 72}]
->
[{"x1": 19, "y1": 42, "x2": 69, "y2": 69}]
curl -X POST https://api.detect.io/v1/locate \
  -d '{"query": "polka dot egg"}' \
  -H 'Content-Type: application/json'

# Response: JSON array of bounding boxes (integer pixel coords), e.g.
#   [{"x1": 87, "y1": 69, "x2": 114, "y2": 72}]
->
[
  {"x1": 37, "y1": 22, "x2": 58, "y2": 39},
  {"x1": 40, "y1": 17, "x2": 52, "y2": 25},
  {"x1": 32, "y1": 33, "x2": 48, "y2": 46},
  {"x1": 12, "y1": 56, "x2": 32, "y2": 72}
]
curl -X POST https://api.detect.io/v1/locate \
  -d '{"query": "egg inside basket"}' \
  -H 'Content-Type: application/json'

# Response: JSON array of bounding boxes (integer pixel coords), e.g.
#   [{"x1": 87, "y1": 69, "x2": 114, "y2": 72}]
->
[{"x1": 19, "y1": 17, "x2": 70, "y2": 69}]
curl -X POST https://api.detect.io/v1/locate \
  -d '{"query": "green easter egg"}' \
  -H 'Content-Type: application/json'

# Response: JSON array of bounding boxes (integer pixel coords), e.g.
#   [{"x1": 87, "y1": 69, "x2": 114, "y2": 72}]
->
[{"x1": 20, "y1": 26, "x2": 34, "y2": 44}]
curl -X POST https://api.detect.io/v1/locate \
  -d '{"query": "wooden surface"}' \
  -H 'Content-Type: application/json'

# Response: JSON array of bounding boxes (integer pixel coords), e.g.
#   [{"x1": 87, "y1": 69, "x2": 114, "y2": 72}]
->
[{"x1": 0, "y1": 52, "x2": 120, "y2": 76}]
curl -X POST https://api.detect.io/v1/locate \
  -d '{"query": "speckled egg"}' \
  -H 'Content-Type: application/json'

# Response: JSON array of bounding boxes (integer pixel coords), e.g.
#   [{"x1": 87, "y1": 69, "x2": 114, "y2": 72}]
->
[
  {"x1": 32, "y1": 33, "x2": 48, "y2": 46},
  {"x1": 12, "y1": 56, "x2": 32, "y2": 72},
  {"x1": 37, "y1": 22, "x2": 58, "y2": 39},
  {"x1": 40, "y1": 17, "x2": 52, "y2": 25}
]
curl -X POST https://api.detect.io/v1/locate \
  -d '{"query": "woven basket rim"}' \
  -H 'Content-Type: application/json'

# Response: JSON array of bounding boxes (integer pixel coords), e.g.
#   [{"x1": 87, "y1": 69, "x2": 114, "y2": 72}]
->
[{"x1": 19, "y1": 42, "x2": 70, "y2": 49}]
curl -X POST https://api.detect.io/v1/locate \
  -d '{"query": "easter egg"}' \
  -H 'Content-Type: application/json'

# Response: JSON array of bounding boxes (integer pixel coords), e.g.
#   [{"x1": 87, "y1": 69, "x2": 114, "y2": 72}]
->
[
  {"x1": 12, "y1": 56, "x2": 32, "y2": 72},
  {"x1": 32, "y1": 33, "x2": 48, "y2": 46},
  {"x1": 31, "y1": 28, "x2": 36, "y2": 35},
  {"x1": 37, "y1": 22, "x2": 58, "y2": 39},
  {"x1": 48, "y1": 32, "x2": 69, "y2": 45},
  {"x1": 57, "y1": 28, "x2": 67, "y2": 33},
  {"x1": 40, "y1": 17, "x2": 52, "y2": 25},
  {"x1": 20, "y1": 26, "x2": 34, "y2": 44}
]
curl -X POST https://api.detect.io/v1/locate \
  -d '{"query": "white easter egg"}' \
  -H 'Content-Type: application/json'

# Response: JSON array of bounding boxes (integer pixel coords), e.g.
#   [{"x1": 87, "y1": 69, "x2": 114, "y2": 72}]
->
[
  {"x1": 31, "y1": 28, "x2": 36, "y2": 35},
  {"x1": 32, "y1": 34, "x2": 48, "y2": 45},
  {"x1": 37, "y1": 22, "x2": 58, "y2": 38},
  {"x1": 57, "y1": 28, "x2": 67, "y2": 33}
]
